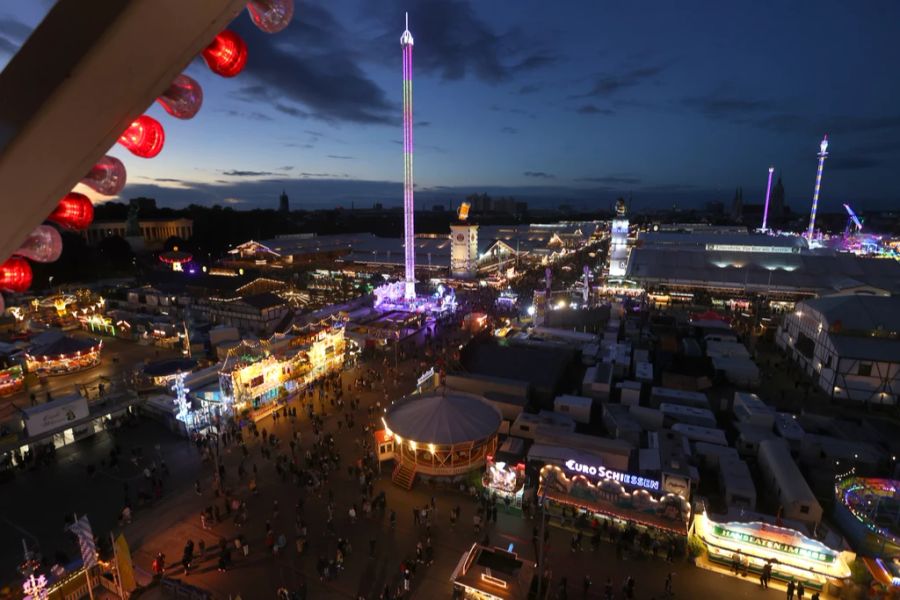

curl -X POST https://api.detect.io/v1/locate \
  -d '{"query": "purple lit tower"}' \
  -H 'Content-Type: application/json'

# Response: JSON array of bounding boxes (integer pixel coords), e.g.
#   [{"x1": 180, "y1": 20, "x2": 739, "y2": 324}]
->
[
  {"x1": 401, "y1": 13, "x2": 416, "y2": 300},
  {"x1": 805, "y1": 135, "x2": 829, "y2": 240}
]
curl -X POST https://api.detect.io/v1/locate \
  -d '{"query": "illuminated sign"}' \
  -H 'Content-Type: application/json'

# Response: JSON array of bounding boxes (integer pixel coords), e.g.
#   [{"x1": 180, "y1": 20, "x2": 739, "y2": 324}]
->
[
  {"x1": 705, "y1": 243, "x2": 799, "y2": 254},
  {"x1": 417, "y1": 367, "x2": 436, "y2": 389},
  {"x1": 564, "y1": 459, "x2": 660, "y2": 491},
  {"x1": 711, "y1": 524, "x2": 835, "y2": 564}
]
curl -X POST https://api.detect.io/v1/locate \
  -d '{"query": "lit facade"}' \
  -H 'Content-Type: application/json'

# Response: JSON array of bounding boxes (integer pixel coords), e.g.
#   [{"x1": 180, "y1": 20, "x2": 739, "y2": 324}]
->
[
  {"x1": 608, "y1": 199, "x2": 629, "y2": 278},
  {"x1": 218, "y1": 325, "x2": 345, "y2": 414},
  {"x1": 693, "y1": 510, "x2": 851, "y2": 591},
  {"x1": 538, "y1": 462, "x2": 691, "y2": 535},
  {"x1": 776, "y1": 296, "x2": 900, "y2": 405},
  {"x1": 450, "y1": 223, "x2": 479, "y2": 279}
]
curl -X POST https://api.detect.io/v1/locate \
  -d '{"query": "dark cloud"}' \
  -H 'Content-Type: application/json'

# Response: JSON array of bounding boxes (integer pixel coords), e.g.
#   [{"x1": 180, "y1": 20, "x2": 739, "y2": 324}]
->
[
  {"x1": 577, "y1": 175, "x2": 642, "y2": 185},
  {"x1": 370, "y1": 0, "x2": 556, "y2": 84},
  {"x1": 489, "y1": 104, "x2": 536, "y2": 118},
  {"x1": 115, "y1": 174, "x2": 868, "y2": 213},
  {"x1": 576, "y1": 104, "x2": 614, "y2": 115},
  {"x1": 274, "y1": 103, "x2": 312, "y2": 119},
  {"x1": 283, "y1": 142, "x2": 314, "y2": 149},
  {"x1": 0, "y1": 17, "x2": 31, "y2": 41},
  {"x1": 0, "y1": 16, "x2": 30, "y2": 55},
  {"x1": 575, "y1": 65, "x2": 666, "y2": 98},
  {"x1": 153, "y1": 177, "x2": 187, "y2": 183},
  {"x1": 222, "y1": 170, "x2": 276, "y2": 177},
  {"x1": 278, "y1": 166, "x2": 295, "y2": 171},
  {"x1": 500, "y1": 126, "x2": 518, "y2": 134},
  {"x1": 415, "y1": 121, "x2": 431, "y2": 127},
  {"x1": 682, "y1": 95, "x2": 775, "y2": 118},
  {"x1": 230, "y1": 7, "x2": 394, "y2": 124},
  {"x1": 518, "y1": 83, "x2": 542, "y2": 95},
  {"x1": 218, "y1": 109, "x2": 273, "y2": 122},
  {"x1": 829, "y1": 156, "x2": 881, "y2": 171},
  {"x1": 523, "y1": 171, "x2": 554, "y2": 179},
  {"x1": 327, "y1": 155, "x2": 355, "y2": 160}
]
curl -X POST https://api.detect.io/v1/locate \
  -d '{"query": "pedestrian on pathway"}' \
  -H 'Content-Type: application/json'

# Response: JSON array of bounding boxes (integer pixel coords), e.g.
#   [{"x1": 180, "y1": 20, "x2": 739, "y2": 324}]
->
[
  {"x1": 787, "y1": 579, "x2": 795, "y2": 600},
  {"x1": 797, "y1": 581, "x2": 805, "y2": 599},
  {"x1": 582, "y1": 575, "x2": 591, "y2": 599}
]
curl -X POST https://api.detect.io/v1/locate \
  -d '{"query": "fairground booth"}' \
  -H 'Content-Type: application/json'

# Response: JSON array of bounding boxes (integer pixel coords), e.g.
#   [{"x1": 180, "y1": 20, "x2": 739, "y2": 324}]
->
[
  {"x1": 538, "y1": 459, "x2": 691, "y2": 537},
  {"x1": 218, "y1": 323, "x2": 345, "y2": 419},
  {"x1": 482, "y1": 438, "x2": 527, "y2": 509},
  {"x1": 450, "y1": 543, "x2": 541, "y2": 600},
  {"x1": 834, "y1": 476, "x2": 900, "y2": 588},
  {"x1": 692, "y1": 507, "x2": 852, "y2": 593},
  {"x1": 379, "y1": 390, "x2": 501, "y2": 489},
  {"x1": 0, "y1": 353, "x2": 24, "y2": 396},
  {"x1": 24, "y1": 332, "x2": 101, "y2": 376}
]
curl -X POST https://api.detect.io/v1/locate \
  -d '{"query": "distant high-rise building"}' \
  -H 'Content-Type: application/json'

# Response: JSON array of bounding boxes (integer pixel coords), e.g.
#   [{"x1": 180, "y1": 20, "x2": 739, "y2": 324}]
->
[{"x1": 278, "y1": 189, "x2": 289, "y2": 213}]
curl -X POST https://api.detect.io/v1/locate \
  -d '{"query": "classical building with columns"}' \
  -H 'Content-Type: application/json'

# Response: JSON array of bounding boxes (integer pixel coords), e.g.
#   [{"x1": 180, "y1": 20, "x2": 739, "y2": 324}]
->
[{"x1": 84, "y1": 218, "x2": 194, "y2": 248}]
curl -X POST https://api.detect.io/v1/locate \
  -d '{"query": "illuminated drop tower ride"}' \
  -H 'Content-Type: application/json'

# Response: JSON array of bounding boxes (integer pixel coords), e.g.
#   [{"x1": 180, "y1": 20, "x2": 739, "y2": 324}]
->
[
  {"x1": 805, "y1": 135, "x2": 829, "y2": 241},
  {"x1": 401, "y1": 13, "x2": 416, "y2": 300}
]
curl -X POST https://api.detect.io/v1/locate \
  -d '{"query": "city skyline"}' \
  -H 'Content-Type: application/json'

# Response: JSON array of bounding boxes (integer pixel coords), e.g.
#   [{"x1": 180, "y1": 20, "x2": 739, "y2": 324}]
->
[{"x1": 2, "y1": 1, "x2": 899, "y2": 212}]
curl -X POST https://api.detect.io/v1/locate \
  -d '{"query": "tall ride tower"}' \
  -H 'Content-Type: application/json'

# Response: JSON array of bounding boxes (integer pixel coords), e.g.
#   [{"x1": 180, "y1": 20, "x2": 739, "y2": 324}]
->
[
  {"x1": 401, "y1": 13, "x2": 416, "y2": 300},
  {"x1": 760, "y1": 166, "x2": 774, "y2": 231},
  {"x1": 806, "y1": 135, "x2": 829, "y2": 241}
]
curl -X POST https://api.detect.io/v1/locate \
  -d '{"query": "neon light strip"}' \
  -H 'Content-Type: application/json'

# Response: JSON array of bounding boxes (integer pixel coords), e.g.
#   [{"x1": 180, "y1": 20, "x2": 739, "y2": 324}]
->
[
  {"x1": 806, "y1": 137, "x2": 828, "y2": 240},
  {"x1": 761, "y1": 166, "x2": 774, "y2": 231},
  {"x1": 402, "y1": 31, "x2": 416, "y2": 300}
]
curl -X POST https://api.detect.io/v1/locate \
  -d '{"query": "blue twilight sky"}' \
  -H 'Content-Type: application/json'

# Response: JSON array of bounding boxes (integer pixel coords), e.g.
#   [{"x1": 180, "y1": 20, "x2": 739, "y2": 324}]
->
[{"x1": 2, "y1": 1, "x2": 899, "y2": 212}]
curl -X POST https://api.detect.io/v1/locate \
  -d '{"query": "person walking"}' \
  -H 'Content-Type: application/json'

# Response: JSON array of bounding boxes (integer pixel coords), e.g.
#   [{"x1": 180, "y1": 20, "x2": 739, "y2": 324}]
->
[
  {"x1": 582, "y1": 575, "x2": 591, "y2": 599},
  {"x1": 786, "y1": 579, "x2": 795, "y2": 600},
  {"x1": 796, "y1": 581, "x2": 805, "y2": 599}
]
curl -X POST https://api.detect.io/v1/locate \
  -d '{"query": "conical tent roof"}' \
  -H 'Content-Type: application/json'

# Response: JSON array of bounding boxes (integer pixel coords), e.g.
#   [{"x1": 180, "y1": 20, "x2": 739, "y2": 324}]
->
[{"x1": 384, "y1": 392, "x2": 501, "y2": 445}]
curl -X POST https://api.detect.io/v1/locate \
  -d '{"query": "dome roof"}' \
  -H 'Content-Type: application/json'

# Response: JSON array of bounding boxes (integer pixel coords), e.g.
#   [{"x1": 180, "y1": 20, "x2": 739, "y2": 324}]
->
[{"x1": 384, "y1": 391, "x2": 501, "y2": 445}]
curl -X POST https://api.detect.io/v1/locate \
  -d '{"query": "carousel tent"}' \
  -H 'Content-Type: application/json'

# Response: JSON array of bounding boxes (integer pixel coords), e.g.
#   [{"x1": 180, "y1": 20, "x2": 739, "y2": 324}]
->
[
  {"x1": 385, "y1": 392, "x2": 502, "y2": 445},
  {"x1": 29, "y1": 331, "x2": 99, "y2": 357}
]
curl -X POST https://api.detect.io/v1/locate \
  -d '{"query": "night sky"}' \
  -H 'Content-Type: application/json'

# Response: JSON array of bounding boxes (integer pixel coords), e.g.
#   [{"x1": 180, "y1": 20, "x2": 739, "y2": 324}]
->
[{"x1": 2, "y1": 1, "x2": 899, "y2": 212}]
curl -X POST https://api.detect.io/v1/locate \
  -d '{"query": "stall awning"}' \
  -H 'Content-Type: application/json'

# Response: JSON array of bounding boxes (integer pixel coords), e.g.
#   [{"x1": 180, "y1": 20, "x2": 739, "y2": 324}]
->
[{"x1": 541, "y1": 487, "x2": 688, "y2": 535}]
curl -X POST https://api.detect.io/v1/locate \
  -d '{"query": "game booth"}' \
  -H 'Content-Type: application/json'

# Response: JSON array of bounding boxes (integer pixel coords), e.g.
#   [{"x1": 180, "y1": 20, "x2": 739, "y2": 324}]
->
[
  {"x1": 692, "y1": 508, "x2": 852, "y2": 592},
  {"x1": 538, "y1": 460, "x2": 692, "y2": 538}
]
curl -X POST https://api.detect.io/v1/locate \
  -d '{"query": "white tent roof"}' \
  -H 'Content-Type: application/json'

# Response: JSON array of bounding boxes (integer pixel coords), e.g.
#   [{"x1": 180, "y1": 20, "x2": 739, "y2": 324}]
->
[{"x1": 384, "y1": 391, "x2": 502, "y2": 445}]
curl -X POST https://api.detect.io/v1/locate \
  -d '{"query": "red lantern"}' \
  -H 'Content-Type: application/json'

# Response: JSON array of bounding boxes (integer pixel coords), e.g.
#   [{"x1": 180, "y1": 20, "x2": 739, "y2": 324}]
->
[
  {"x1": 0, "y1": 257, "x2": 32, "y2": 293},
  {"x1": 202, "y1": 30, "x2": 248, "y2": 78},
  {"x1": 48, "y1": 192, "x2": 94, "y2": 231},
  {"x1": 157, "y1": 74, "x2": 203, "y2": 119},
  {"x1": 118, "y1": 115, "x2": 165, "y2": 158},
  {"x1": 81, "y1": 155, "x2": 126, "y2": 196}
]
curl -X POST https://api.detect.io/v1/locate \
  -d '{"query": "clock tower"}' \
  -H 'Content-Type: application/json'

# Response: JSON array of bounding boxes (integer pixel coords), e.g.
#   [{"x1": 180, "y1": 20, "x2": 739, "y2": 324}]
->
[{"x1": 450, "y1": 202, "x2": 478, "y2": 279}]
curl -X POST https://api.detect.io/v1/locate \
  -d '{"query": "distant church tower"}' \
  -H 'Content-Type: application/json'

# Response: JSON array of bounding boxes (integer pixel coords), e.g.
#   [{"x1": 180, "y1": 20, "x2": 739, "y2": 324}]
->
[
  {"x1": 731, "y1": 186, "x2": 743, "y2": 221},
  {"x1": 770, "y1": 176, "x2": 785, "y2": 223},
  {"x1": 278, "y1": 189, "x2": 289, "y2": 213}
]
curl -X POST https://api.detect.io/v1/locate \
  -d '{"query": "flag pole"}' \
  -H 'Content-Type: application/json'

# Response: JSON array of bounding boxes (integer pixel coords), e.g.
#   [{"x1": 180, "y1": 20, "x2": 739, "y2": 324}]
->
[{"x1": 74, "y1": 514, "x2": 96, "y2": 600}]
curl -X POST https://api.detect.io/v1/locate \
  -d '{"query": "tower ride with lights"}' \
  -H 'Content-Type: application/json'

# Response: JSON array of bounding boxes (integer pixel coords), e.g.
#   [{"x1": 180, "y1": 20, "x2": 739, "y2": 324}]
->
[
  {"x1": 805, "y1": 135, "x2": 829, "y2": 241},
  {"x1": 401, "y1": 13, "x2": 416, "y2": 300},
  {"x1": 760, "y1": 166, "x2": 774, "y2": 231},
  {"x1": 371, "y1": 14, "x2": 456, "y2": 315}
]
